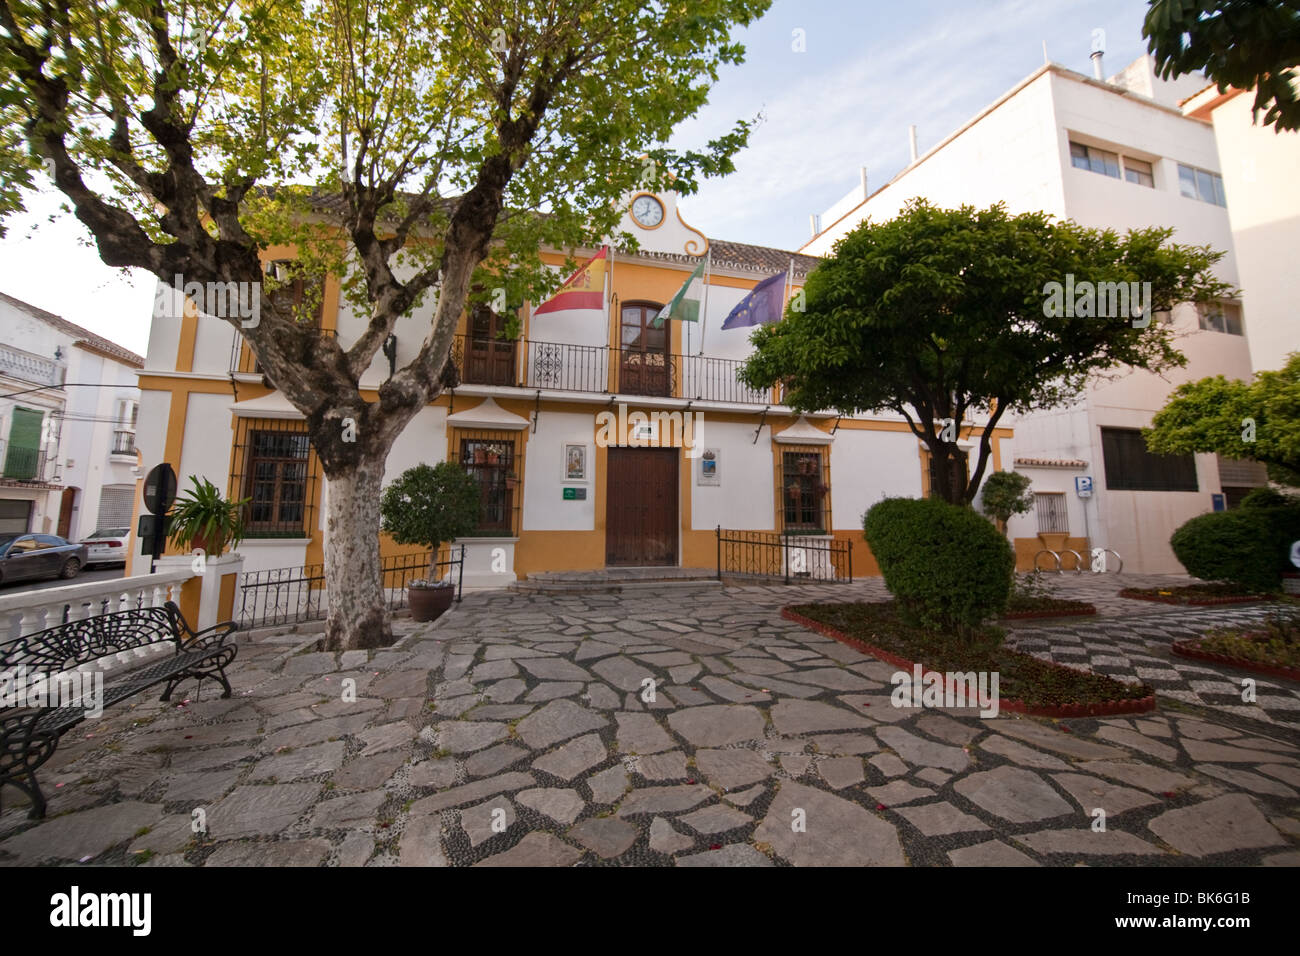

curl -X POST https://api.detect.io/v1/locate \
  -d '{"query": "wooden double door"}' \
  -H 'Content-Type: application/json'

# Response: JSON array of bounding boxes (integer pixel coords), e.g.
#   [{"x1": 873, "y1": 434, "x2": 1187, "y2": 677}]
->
[{"x1": 605, "y1": 447, "x2": 678, "y2": 566}]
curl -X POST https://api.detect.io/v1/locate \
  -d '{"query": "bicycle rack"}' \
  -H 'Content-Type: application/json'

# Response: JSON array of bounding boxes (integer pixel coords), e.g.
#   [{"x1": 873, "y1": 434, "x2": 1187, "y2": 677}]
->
[{"x1": 1032, "y1": 547, "x2": 1123, "y2": 574}]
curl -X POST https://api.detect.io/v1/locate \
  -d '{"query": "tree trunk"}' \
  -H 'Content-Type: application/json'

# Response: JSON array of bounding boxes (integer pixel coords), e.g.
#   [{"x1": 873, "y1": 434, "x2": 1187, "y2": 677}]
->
[{"x1": 323, "y1": 456, "x2": 391, "y2": 651}]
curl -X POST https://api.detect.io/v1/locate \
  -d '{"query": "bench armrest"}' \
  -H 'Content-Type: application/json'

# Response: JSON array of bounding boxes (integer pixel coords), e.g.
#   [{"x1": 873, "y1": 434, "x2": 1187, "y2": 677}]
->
[{"x1": 164, "y1": 601, "x2": 237, "y2": 650}]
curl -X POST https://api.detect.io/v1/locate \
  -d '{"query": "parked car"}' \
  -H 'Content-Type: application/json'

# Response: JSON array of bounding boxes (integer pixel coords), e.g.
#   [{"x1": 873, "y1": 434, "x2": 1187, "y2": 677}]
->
[
  {"x1": 80, "y1": 526, "x2": 131, "y2": 567},
  {"x1": 0, "y1": 533, "x2": 88, "y2": 585}
]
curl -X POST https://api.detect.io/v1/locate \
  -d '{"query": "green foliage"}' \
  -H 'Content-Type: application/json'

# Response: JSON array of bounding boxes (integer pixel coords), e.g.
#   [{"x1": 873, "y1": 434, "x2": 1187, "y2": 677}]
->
[
  {"x1": 863, "y1": 497, "x2": 1015, "y2": 640},
  {"x1": 380, "y1": 463, "x2": 481, "y2": 578},
  {"x1": 1146, "y1": 353, "x2": 1300, "y2": 486},
  {"x1": 166, "y1": 477, "x2": 248, "y2": 557},
  {"x1": 979, "y1": 471, "x2": 1034, "y2": 525},
  {"x1": 1240, "y1": 488, "x2": 1300, "y2": 573},
  {"x1": 1144, "y1": 1, "x2": 1300, "y2": 132},
  {"x1": 742, "y1": 200, "x2": 1229, "y2": 505},
  {"x1": 1170, "y1": 510, "x2": 1281, "y2": 593}
]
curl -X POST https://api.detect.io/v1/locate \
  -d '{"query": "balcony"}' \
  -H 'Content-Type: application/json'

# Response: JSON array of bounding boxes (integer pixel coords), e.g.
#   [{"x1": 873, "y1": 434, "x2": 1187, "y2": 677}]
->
[
  {"x1": 1, "y1": 444, "x2": 55, "y2": 483},
  {"x1": 0, "y1": 345, "x2": 62, "y2": 388},
  {"x1": 449, "y1": 335, "x2": 773, "y2": 405},
  {"x1": 230, "y1": 331, "x2": 779, "y2": 406},
  {"x1": 111, "y1": 430, "x2": 137, "y2": 456}
]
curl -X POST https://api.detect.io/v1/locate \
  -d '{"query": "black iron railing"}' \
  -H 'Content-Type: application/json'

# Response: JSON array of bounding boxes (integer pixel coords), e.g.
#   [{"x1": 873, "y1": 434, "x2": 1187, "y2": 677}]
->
[
  {"x1": 716, "y1": 526, "x2": 852, "y2": 584},
  {"x1": 448, "y1": 334, "x2": 772, "y2": 404},
  {"x1": 234, "y1": 546, "x2": 465, "y2": 629}
]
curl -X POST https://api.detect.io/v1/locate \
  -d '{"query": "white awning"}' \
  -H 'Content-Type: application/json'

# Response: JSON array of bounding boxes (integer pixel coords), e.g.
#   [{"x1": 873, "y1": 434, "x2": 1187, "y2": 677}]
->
[
  {"x1": 446, "y1": 396, "x2": 529, "y2": 431},
  {"x1": 229, "y1": 392, "x2": 303, "y2": 420},
  {"x1": 773, "y1": 415, "x2": 833, "y2": 445}
]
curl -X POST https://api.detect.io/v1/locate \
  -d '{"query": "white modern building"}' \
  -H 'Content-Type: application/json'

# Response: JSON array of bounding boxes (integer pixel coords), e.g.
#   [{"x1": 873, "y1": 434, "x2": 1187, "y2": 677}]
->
[
  {"x1": 802, "y1": 54, "x2": 1271, "y2": 573},
  {"x1": 0, "y1": 292, "x2": 143, "y2": 542},
  {"x1": 1182, "y1": 82, "x2": 1300, "y2": 375}
]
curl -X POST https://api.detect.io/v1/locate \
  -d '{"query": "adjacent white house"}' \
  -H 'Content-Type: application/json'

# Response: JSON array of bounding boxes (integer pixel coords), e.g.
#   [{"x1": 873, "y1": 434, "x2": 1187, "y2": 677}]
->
[
  {"x1": 0, "y1": 292, "x2": 143, "y2": 542},
  {"x1": 802, "y1": 54, "x2": 1270, "y2": 573}
]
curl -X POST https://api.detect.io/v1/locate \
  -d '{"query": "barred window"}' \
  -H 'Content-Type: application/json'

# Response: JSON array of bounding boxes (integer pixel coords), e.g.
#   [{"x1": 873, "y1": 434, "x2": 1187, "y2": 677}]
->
[
  {"x1": 449, "y1": 429, "x2": 523, "y2": 535},
  {"x1": 926, "y1": 448, "x2": 969, "y2": 500},
  {"x1": 781, "y1": 447, "x2": 829, "y2": 533},
  {"x1": 1101, "y1": 427, "x2": 1198, "y2": 492},
  {"x1": 231, "y1": 419, "x2": 320, "y2": 536},
  {"x1": 1034, "y1": 492, "x2": 1069, "y2": 534}
]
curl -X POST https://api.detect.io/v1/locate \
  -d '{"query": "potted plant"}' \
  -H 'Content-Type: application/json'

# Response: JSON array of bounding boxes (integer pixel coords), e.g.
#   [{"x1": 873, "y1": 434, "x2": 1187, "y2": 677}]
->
[
  {"x1": 380, "y1": 461, "x2": 481, "y2": 622},
  {"x1": 505, "y1": 473, "x2": 519, "y2": 490},
  {"x1": 166, "y1": 476, "x2": 248, "y2": 556},
  {"x1": 787, "y1": 484, "x2": 801, "y2": 501},
  {"x1": 473, "y1": 448, "x2": 488, "y2": 464}
]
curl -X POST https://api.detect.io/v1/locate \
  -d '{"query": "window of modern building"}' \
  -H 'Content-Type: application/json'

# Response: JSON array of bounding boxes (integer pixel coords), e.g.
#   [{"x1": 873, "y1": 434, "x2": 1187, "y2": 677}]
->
[
  {"x1": 1197, "y1": 301, "x2": 1244, "y2": 335},
  {"x1": 1178, "y1": 163, "x2": 1226, "y2": 206},
  {"x1": 1069, "y1": 140, "x2": 1155, "y2": 188},
  {"x1": 1034, "y1": 492, "x2": 1069, "y2": 534},
  {"x1": 1123, "y1": 157, "x2": 1154, "y2": 188},
  {"x1": 1100, "y1": 427, "x2": 1198, "y2": 492},
  {"x1": 781, "y1": 448, "x2": 829, "y2": 533},
  {"x1": 231, "y1": 419, "x2": 318, "y2": 536},
  {"x1": 1070, "y1": 142, "x2": 1120, "y2": 179}
]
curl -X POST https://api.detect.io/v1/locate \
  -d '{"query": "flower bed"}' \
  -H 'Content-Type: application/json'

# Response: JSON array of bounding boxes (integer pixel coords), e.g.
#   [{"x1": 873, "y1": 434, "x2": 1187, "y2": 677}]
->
[
  {"x1": 783, "y1": 601, "x2": 1154, "y2": 717},
  {"x1": 1000, "y1": 597, "x2": 1097, "y2": 620},
  {"x1": 1170, "y1": 614, "x2": 1300, "y2": 682},
  {"x1": 1119, "y1": 584, "x2": 1275, "y2": 606}
]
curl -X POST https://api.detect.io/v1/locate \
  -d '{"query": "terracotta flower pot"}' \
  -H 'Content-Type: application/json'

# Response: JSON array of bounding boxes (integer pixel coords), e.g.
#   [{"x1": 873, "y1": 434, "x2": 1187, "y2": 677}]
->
[{"x1": 408, "y1": 582, "x2": 455, "y2": 622}]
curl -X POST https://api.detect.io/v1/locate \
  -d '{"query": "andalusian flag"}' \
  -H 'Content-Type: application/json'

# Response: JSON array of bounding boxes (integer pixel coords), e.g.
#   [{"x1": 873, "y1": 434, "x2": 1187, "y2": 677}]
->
[
  {"x1": 534, "y1": 245, "x2": 608, "y2": 315},
  {"x1": 653, "y1": 257, "x2": 706, "y2": 328}
]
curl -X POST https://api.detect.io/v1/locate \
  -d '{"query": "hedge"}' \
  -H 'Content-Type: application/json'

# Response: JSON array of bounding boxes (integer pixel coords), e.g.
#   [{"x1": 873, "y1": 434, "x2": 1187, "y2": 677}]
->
[{"x1": 863, "y1": 496, "x2": 1015, "y2": 640}]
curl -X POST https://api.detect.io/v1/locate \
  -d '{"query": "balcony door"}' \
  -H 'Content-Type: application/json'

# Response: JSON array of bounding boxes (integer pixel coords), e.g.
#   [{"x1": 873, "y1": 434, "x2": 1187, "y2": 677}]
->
[
  {"x1": 466, "y1": 305, "x2": 517, "y2": 386},
  {"x1": 619, "y1": 303, "x2": 670, "y2": 397}
]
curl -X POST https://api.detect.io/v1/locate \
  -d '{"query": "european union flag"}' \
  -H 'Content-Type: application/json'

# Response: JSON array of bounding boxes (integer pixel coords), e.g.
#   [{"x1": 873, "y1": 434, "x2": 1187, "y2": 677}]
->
[{"x1": 720, "y1": 270, "x2": 787, "y2": 330}]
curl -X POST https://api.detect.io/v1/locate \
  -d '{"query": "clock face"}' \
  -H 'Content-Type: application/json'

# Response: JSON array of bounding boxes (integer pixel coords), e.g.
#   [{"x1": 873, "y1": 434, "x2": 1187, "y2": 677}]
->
[{"x1": 631, "y1": 194, "x2": 664, "y2": 228}]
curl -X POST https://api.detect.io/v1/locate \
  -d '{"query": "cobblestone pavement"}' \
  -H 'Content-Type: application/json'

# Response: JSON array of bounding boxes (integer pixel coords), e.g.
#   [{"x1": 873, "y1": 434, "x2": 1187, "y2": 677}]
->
[{"x1": 1, "y1": 576, "x2": 1297, "y2": 867}]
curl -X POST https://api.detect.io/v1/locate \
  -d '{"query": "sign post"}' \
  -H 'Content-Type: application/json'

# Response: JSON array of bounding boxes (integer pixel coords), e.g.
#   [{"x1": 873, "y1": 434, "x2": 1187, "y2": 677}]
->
[{"x1": 140, "y1": 463, "x2": 178, "y2": 573}]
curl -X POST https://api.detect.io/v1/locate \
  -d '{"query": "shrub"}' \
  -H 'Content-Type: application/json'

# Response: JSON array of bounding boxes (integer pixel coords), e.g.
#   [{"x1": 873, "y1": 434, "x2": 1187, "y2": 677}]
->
[
  {"x1": 1240, "y1": 488, "x2": 1300, "y2": 574},
  {"x1": 1170, "y1": 510, "x2": 1280, "y2": 593},
  {"x1": 864, "y1": 497, "x2": 1015, "y2": 640},
  {"x1": 978, "y1": 470, "x2": 1034, "y2": 530},
  {"x1": 380, "y1": 462, "x2": 481, "y2": 581}
]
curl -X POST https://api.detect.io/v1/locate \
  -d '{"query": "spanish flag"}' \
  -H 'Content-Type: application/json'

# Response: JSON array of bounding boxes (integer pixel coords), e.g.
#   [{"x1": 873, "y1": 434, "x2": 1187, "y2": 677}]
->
[{"x1": 533, "y1": 245, "x2": 608, "y2": 315}]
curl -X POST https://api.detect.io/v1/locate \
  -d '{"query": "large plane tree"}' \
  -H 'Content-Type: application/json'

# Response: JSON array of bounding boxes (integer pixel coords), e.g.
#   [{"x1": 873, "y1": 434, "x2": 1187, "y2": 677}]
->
[{"x1": 0, "y1": 0, "x2": 769, "y2": 648}]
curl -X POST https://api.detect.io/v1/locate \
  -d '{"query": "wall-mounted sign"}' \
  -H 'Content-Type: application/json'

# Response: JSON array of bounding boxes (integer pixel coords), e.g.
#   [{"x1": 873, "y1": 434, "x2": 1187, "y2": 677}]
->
[
  {"x1": 1211, "y1": 493, "x2": 1226, "y2": 512},
  {"x1": 563, "y1": 487, "x2": 587, "y2": 501},
  {"x1": 563, "y1": 442, "x2": 587, "y2": 482},
  {"x1": 1075, "y1": 475, "x2": 1093, "y2": 498},
  {"x1": 697, "y1": 448, "x2": 720, "y2": 486}
]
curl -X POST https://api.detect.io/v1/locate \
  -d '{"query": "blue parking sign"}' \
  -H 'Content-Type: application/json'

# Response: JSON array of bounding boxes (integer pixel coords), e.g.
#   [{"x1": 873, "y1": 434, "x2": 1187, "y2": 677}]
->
[{"x1": 1075, "y1": 476, "x2": 1092, "y2": 497}]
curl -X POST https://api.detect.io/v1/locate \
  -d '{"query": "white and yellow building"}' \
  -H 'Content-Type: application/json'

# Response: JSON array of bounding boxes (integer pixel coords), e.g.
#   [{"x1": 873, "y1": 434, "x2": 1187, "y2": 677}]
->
[{"x1": 129, "y1": 190, "x2": 1013, "y2": 586}]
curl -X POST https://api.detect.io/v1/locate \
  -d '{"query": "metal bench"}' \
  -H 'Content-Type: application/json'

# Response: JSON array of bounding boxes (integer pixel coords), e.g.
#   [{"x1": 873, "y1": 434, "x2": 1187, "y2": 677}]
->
[{"x1": 0, "y1": 601, "x2": 236, "y2": 819}]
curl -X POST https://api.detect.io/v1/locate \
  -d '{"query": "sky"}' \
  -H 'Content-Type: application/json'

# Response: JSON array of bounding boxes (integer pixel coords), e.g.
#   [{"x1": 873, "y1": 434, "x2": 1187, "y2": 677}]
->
[{"x1": 0, "y1": 0, "x2": 1157, "y2": 357}]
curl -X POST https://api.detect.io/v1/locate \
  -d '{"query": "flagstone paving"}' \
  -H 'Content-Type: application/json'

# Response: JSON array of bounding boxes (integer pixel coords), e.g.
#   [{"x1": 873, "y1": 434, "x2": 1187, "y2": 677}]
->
[{"x1": 1, "y1": 574, "x2": 1297, "y2": 867}]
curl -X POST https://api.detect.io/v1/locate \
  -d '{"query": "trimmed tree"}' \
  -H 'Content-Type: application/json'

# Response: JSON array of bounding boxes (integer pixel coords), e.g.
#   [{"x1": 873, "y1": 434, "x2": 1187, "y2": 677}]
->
[
  {"x1": 979, "y1": 470, "x2": 1034, "y2": 535},
  {"x1": 1145, "y1": 352, "x2": 1300, "y2": 487},
  {"x1": 380, "y1": 463, "x2": 481, "y2": 582},
  {"x1": 1143, "y1": 0, "x2": 1300, "y2": 132},
  {"x1": 740, "y1": 200, "x2": 1230, "y2": 505},
  {"x1": 0, "y1": 0, "x2": 769, "y2": 648}
]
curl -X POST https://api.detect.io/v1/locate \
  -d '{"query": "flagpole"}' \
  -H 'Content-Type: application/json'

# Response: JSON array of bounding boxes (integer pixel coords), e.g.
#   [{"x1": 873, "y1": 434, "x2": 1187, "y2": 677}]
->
[{"x1": 698, "y1": 246, "x2": 711, "y2": 356}]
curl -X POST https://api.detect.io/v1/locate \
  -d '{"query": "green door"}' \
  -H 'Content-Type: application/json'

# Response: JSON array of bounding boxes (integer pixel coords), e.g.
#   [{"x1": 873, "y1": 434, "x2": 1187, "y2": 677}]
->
[{"x1": 4, "y1": 408, "x2": 43, "y2": 479}]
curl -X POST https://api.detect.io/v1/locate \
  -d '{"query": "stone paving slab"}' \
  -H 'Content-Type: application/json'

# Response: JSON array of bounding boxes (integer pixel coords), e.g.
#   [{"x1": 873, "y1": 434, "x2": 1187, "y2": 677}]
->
[{"x1": 2, "y1": 577, "x2": 1298, "y2": 867}]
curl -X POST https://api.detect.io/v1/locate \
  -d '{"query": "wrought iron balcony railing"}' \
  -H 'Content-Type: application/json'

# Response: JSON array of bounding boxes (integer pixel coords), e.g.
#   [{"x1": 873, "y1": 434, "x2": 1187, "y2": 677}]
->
[{"x1": 449, "y1": 335, "x2": 773, "y2": 405}]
